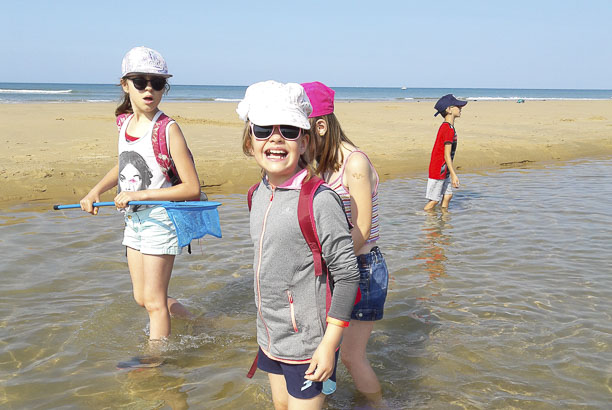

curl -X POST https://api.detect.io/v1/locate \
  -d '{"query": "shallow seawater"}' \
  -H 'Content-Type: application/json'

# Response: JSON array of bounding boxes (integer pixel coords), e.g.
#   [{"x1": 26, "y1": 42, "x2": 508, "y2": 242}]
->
[{"x1": 1, "y1": 159, "x2": 611, "y2": 409}]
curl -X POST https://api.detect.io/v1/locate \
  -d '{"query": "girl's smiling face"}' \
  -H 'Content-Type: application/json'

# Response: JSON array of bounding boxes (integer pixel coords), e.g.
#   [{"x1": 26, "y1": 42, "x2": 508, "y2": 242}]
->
[{"x1": 249, "y1": 124, "x2": 309, "y2": 187}]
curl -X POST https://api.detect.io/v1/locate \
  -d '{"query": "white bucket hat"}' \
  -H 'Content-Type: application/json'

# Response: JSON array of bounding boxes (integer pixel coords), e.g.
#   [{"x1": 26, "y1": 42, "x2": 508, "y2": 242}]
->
[
  {"x1": 236, "y1": 81, "x2": 312, "y2": 130},
  {"x1": 121, "y1": 46, "x2": 172, "y2": 78}
]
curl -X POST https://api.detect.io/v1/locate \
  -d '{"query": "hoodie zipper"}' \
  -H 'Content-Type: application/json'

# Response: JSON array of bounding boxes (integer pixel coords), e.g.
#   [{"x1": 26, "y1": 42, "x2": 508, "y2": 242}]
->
[
  {"x1": 286, "y1": 290, "x2": 299, "y2": 333},
  {"x1": 256, "y1": 187, "x2": 275, "y2": 351}
]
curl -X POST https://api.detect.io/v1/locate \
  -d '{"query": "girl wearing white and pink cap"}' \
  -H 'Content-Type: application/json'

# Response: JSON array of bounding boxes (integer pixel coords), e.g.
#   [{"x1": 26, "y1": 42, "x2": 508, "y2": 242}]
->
[
  {"x1": 79, "y1": 47, "x2": 201, "y2": 365},
  {"x1": 302, "y1": 81, "x2": 389, "y2": 403}
]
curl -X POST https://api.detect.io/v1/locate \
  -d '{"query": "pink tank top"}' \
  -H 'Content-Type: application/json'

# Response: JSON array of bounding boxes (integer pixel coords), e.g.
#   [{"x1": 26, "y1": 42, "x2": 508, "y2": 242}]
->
[{"x1": 326, "y1": 150, "x2": 380, "y2": 243}]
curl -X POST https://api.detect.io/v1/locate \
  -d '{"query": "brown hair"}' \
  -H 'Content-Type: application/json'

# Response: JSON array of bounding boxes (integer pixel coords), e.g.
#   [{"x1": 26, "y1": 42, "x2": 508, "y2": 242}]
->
[
  {"x1": 309, "y1": 113, "x2": 355, "y2": 176},
  {"x1": 241, "y1": 121, "x2": 315, "y2": 179},
  {"x1": 114, "y1": 77, "x2": 171, "y2": 117}
]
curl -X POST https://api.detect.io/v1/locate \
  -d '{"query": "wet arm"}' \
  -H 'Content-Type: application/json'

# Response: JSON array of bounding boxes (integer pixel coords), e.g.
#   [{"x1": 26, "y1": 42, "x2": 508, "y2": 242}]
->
[
  {"x1": 444, "y1": 143, "x2": 459, "y2": 187},
  {"x1": 315, "y1": 191, "x2": 360, "y2": 322}
]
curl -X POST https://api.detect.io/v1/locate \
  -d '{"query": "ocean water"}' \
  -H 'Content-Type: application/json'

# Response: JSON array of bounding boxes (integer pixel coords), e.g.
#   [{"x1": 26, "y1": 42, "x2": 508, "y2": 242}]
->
[
  {"x1": 1, "y1": 82, "x2": 612, "y2": 103},
  {"x1": 1, "y1": 159, "x2": 611, "y2": 409}
]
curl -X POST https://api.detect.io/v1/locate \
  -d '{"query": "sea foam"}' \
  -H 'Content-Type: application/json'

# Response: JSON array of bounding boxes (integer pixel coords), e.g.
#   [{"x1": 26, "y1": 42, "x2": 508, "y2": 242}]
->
[{"x1": 0, "y1": 89, "x2": 73, "y2": 94}]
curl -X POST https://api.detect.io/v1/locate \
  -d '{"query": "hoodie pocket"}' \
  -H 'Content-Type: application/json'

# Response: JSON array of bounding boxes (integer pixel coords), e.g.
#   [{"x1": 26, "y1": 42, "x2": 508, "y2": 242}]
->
[{"x1": 286, "y1": 290, "x2": 299, "y2": 333}]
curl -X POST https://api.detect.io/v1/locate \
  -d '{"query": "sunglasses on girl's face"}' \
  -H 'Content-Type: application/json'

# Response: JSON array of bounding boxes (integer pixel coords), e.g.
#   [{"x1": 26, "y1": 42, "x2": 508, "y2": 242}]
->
[
  {"x1": 129, "y1": 77, "x2": 167, "y2": 91},
  {"x1": 250, "y1": 123, "x2": 302, "y2": 141}
]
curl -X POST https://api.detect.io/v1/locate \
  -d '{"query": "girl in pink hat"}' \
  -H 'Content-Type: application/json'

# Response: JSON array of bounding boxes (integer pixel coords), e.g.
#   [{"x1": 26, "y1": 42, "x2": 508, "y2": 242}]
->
[
  {"x1": 302, "y1": 81, "x2": 389, "y2": 403},
  {"x1": 79, "y1": 47, "x2": 201, "y2": 364}
]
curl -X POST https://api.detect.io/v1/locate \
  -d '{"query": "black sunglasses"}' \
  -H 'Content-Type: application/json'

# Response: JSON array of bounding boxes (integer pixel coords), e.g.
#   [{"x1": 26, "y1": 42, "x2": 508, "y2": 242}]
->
[
  {"x1": 129, "y1": 76, "x2": 167, "y2": 91},
  {"x1": 250, "y1": 124, "x2": 302, "y2": 141}
]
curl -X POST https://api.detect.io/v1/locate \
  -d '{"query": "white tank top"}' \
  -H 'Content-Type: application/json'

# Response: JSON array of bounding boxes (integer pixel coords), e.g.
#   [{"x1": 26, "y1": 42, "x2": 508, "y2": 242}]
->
[{"x1": 117, "y1": 111, "x2": 173, "y2": 210}]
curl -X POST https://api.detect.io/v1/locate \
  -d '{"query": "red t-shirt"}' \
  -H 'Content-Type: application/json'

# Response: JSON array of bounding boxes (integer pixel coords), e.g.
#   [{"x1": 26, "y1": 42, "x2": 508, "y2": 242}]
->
[{"x1": 428, "y1": 122, "x2": 457, "y2": 180}]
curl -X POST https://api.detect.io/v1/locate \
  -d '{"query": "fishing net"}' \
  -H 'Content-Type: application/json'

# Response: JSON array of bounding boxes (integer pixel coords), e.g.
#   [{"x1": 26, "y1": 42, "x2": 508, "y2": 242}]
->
[
  {"x1": 161, "y1": 202, "x2": 222, "y2": 247},
  {"x1": 53, "y1": 200, "x2": 222, "y2": 248}
]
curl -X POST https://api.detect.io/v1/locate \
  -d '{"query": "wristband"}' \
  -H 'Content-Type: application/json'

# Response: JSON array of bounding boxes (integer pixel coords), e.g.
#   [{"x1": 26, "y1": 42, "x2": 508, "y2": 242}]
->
[{"x1": 326, "y1": 316, "x2": 349, "y2": 328}]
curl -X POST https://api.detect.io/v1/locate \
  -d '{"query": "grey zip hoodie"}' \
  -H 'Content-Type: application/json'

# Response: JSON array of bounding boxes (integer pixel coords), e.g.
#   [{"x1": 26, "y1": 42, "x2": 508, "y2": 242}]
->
[{"x1": 250, "y1": 171, "x2": 360, "y2": 363}]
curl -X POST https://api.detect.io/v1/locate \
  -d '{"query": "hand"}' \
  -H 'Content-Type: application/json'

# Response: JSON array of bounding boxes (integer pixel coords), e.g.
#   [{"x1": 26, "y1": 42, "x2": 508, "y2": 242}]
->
[
  {"x1": 114, "y1": 191, "x2": 140, "y2": 209},
  {"x1": 80, "y1": 193, "x2": 100, "y2": 215},
  {"x1": 304, "y1": 342, "x2": 336, "y2": 382},
  {"x1": 451, "y1": 174, "x2": 460, "y2": 189}
]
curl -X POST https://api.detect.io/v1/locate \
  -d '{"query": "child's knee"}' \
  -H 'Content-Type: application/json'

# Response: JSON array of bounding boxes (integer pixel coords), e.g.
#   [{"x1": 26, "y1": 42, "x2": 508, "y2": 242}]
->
[
  {"x1": 341, "y1": 349, "x2": 358, "y2": 369},
  {"x1": 132, "y1": 292, "x2": 145, "y2": 307},
  {"x1": 143, "y1": 298, "x2": 168, "y2": 314}
]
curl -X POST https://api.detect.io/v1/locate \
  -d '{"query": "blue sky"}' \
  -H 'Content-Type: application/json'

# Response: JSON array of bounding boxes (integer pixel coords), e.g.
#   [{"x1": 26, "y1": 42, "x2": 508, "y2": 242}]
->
[{"x1": 1, "y1": 0, "x2": 610, "y2": 89}]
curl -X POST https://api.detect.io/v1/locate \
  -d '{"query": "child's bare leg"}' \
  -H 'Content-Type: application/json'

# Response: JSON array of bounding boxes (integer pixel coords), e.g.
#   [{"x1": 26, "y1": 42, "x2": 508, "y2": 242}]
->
[
  {"x1": 341, "y1": 321, "x2": 382, "y2": 402},
  {"x1": 128, "y1": 249, "x2": 189, "y2": 329},
  {"x1": 141, "y1": 253, "x2": 175, "y2": 340},
  {"x1": 287, "y1": 393, "x2": 324, "y2": 410},
  {"x1": 424, "y1": 200, "x2": 438, "y2": 211},
  {"x1": 441, "y1": 193, "x2": 453, "y2": 208},
  {"x1": 167, "y1": 297, "x2": 192, "y2": 319},
  {"x1": 127, "y1": 247, "x2": 147, "y2": 308},
  {"x1": 268, "y1": 373, "x2": 324, "y2": 410},
  {"x1": 268, "y1": 373, "x2": 289, "y2": 410}
]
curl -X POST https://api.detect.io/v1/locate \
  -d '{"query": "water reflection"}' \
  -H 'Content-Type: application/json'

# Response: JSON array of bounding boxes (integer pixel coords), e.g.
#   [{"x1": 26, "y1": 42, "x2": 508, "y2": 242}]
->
[{"x1": 415, "y1": 210, "x2": 452, "y2": 282}]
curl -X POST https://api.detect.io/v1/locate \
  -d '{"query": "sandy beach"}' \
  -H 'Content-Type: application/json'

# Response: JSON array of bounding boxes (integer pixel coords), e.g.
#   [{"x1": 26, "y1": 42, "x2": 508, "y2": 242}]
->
[{"x1": 1, "y1": 100, "x2": 611, "y2": 207}]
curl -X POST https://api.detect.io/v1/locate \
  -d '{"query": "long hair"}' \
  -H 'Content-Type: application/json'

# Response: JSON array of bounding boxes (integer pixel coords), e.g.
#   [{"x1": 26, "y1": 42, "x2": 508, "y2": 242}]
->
[
  {"x1": 241, "y1": 121, "x2": 315, "y2": 180},
  {"x1": 309, "y1": 113, "x2": 355, "y2": 176}
]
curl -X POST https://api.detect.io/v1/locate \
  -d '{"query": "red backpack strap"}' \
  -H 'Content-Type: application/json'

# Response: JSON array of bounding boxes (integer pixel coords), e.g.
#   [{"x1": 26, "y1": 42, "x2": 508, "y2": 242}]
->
[
  {"x1": 298, "y1": 177, "x2": 362, "y2": 309},
  {"x1": 151, "y1": 113, "x2": 181, "y2": 184},
  {"x1": 247, "y1": 182, "x2": 260, "y2": 211},
  {"x1": 246, "y1": 354, "x2": 258, "y2": 378},
  {"x1": 298, "y1": 176, "x2": 326, "y2": 277},
  {"x1": 297, "y1": 176, "x2": 333, "y2": 313}
]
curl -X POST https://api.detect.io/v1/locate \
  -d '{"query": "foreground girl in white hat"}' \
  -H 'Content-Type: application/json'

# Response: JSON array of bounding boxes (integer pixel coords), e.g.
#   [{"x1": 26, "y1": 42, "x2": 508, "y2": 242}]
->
[{"x1": 238, "y1": 81, "x2": 359, "y2": 409}]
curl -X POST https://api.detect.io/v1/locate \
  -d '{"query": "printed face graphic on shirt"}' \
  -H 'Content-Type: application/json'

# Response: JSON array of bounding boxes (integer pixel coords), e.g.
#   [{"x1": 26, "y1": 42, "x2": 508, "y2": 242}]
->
[
  {"x1": 119, "y1": 163, "x2": 143, "y2": 192},
  {"x1": 118, "y1": 151, "x2": 153, "y2": 193}
]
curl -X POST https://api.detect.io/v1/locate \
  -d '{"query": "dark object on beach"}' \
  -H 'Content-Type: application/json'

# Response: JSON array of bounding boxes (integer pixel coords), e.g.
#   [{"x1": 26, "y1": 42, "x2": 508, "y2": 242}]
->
[{"x1": 517, "y1": 99, "x2": 525, "y2": 103}]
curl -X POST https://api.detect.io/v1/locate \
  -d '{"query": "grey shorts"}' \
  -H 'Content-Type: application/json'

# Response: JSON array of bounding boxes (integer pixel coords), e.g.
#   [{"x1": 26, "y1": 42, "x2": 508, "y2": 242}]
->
[{"x1": 426, "y1": 177, "x2": 453, "y2": 202}]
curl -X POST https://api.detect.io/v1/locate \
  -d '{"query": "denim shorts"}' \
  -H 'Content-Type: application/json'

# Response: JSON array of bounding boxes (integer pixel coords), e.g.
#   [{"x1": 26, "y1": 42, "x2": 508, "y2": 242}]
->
[
  {"x1": 426, "y1": 177, "x2": 453, "y2": 202},
  {"x1": 122, "y1": 206, "x2": 182, "y2": 255},
  {"x1": 257, "y1": 348, "x2": 339, "y2": 399},
  {"x1": 351, "y1": 246, "x2": 389, "y2": 321}
]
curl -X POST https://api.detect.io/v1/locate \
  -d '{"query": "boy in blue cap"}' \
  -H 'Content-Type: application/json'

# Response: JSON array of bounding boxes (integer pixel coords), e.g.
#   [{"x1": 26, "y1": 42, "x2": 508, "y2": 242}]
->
[{"x1": 424, "y1": 94, "x2": 468, "y2": 211}]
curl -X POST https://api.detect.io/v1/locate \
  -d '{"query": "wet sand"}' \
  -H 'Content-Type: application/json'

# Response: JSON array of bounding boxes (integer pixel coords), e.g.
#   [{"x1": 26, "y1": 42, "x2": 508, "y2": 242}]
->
[{"x1": 1, "y1": 100, "x2": 611, "y2": 207}]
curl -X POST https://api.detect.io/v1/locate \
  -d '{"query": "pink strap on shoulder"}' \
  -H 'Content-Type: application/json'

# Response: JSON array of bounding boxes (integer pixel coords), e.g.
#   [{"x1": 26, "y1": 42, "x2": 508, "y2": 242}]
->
[
  {"x1": 154, "y1": 114, "x2": 172, "y2": 158},
  {"x1": 116, "y1": 113, "x2": 130, "y2": 131}
]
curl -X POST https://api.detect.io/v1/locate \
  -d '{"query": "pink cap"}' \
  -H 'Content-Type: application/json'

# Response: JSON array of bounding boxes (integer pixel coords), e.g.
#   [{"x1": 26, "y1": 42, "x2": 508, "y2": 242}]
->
[{"x1": 301, "y1": 81, "x2": 335, "y2": 118}]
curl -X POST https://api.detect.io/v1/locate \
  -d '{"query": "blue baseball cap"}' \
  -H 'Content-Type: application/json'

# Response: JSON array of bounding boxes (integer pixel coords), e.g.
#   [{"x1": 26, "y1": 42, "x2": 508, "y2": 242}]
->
[{"x1": 434, "y1": 94, "x2": 468, "y2": 116}]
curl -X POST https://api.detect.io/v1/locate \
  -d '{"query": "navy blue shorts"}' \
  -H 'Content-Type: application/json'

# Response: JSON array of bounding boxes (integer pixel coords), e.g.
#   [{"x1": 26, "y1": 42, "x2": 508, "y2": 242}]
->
[
  {"x1": 351, "y1": 246, "x2": 389, "y2": 321},
  {"x1": 257, "y1": 348, "x2": 339, "y2": 399}
]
